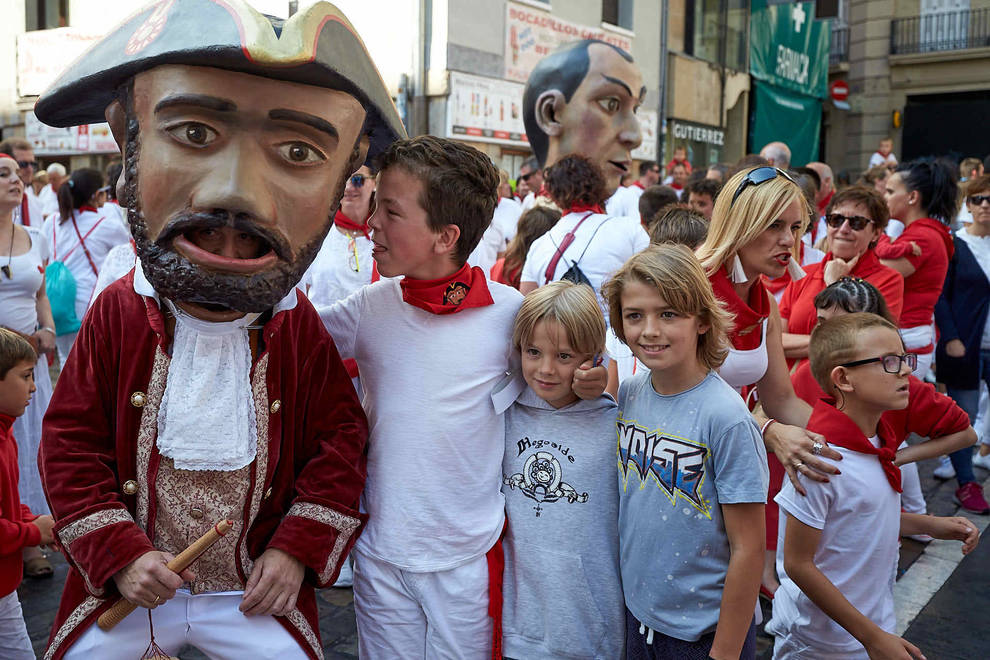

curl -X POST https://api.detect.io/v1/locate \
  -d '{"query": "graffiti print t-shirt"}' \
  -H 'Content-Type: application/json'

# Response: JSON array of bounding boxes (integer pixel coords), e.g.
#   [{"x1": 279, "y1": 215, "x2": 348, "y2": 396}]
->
[{"x1": 616, "y1": 370, "x2": 769, "y2": 641}]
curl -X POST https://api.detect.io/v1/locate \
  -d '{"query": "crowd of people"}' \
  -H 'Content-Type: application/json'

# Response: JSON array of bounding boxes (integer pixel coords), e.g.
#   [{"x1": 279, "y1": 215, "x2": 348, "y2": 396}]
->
[{"x1": 2, "y1": 7, "x2": 990, "y2": 658}]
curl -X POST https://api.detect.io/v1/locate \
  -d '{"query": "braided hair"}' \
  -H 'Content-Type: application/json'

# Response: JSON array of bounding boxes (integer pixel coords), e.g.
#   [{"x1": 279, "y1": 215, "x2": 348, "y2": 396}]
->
[{"x1": 813, "y1": 277, "x2": 896, "y2": 324}]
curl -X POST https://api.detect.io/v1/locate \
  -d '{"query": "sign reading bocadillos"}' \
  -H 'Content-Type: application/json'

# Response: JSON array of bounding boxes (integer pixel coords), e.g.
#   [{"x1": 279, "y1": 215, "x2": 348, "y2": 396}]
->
[{"x1": 504, "y1": 2, "x2": 633, "y2": 83}]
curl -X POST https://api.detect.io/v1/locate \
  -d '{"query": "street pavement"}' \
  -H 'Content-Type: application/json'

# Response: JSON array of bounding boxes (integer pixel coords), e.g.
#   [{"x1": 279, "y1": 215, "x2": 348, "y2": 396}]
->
[{"x1": 18, "y1": 447, "x2": 988, "y2": 659}]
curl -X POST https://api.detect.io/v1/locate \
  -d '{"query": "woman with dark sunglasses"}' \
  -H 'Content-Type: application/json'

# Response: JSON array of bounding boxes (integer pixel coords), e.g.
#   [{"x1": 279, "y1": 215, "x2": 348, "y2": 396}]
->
[
  {"x1": 697, "y1": 166, "x2": 842, "y2": 598},
  {"x1": 881, "y1": 159, "x2": 958, "y2": 378},
  {"x1": 779, "y1": 186, "x2": 904, "y2": 367},
  {"x1": 933, "y1": 173, "x2": 990, "y2": 513}
]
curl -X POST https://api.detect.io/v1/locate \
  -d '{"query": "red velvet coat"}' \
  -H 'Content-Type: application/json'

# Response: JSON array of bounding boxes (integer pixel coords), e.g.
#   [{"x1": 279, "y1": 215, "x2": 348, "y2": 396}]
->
[{"x1": 39, "y1": 272, "x2": 368, "y2": 660}]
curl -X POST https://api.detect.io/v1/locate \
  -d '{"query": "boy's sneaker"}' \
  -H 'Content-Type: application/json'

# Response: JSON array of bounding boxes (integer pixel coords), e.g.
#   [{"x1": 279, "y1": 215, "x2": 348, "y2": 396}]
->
[
  {"x1": 973, "y1": 452, "x2": 990, "y2": 471},
  {"x1": 933, "y1": 455, "x2": 956, "y2": 480},
  {"x1": 954, "y1": 482, "x2": 990, "y2": 515}
]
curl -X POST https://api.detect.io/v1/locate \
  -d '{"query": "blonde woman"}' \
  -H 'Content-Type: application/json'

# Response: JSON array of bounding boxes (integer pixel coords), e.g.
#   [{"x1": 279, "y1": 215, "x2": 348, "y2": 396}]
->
[{"x1": 697, "y1": 166, "x2": 840, "y2": 597}]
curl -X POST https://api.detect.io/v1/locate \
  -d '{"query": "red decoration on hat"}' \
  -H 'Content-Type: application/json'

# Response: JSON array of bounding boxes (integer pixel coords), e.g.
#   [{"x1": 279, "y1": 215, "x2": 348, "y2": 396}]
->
[{"x1": 125, "y1": 0, "x2": 175, "y2": 55}]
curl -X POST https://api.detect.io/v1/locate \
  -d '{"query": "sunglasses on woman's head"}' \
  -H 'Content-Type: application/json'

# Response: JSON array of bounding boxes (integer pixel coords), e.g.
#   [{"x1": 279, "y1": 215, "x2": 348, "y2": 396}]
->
[
  {"x1": 969, "y1": 194, "x2": 990, "y2": 207},
  {"x1": 350, "y1": 174, "x2": 366, "y2": 188},
  {"x1": 824, "y1": 213, "x2": 873, "y2": 231},
  {"x1": 730, "y1": 167, "x2": 795, "y2": 208}
]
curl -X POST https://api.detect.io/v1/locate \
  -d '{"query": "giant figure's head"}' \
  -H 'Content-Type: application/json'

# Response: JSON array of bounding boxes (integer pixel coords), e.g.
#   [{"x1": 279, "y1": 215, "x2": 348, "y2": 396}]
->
[
  {"x1": 35, "y1": 0, "x2": 404, "y2": 320},
  {"x1": 522, "y1": 39, "x2": 644, "y2": 196}
]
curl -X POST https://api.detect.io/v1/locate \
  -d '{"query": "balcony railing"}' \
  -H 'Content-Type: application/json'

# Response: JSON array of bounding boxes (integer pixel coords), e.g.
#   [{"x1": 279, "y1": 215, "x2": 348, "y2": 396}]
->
[
  {"x1": 891, "y1": 8, "x2": 990, "y2": 55},
  {"x1": 830, "y1": 25, "x2": 849, "y2": 65}
]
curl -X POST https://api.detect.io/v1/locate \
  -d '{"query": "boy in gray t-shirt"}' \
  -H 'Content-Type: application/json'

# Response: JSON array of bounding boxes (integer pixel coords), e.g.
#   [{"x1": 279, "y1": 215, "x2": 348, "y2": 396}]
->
[
  {"x1": 497, "y1": 282, "x2": 624, "y2": 660},
  {"x1": 603, "y1": 245, "x2": 769, "y2": 660}
]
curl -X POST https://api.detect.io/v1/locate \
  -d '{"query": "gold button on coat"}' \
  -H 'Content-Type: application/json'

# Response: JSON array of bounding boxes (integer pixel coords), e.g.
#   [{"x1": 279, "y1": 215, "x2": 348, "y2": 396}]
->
[
  {"x1": 270, "y1": 400, "x2": 281, "y2": 414},
  {"x1": 122, "y1": 480, "x2": 138, "y2": 495},
  {"x1": 130, "y1": 392, "x2": 147, "y2": 408},
  {"x1": 264, "y1": 487, "x2": 273, "y2": 499}
]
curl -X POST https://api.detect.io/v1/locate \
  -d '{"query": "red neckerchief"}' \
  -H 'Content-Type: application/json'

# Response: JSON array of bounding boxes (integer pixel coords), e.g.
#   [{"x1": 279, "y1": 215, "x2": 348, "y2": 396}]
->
[
  {"x1": 909, "y1": 217, "x2": 955, "y2": 260},
  {"x1": 20, "y1": 194, "x2": 30, "y2": 227},
  {"x1": 79, "y1": 205, "x2": 99, "y2": 213},
  {"x1": 808, "y1": 399, "x2": 902, "y2": 492},
  {"x1": 670, "y1": 183, "x2": 684, "y2": 191},
  {"x1": 399, "y1": 262, "x2": 494, "y2": 315},
  {"x1": 565, "y1": 203, "x2": 605, "y2": 215},
  {"x1": 709, "y1": 266, "x2": 770, "y2": 350},
  {"x1": 631, "y1": 181, "x2": 645, "y2": 190},
  {"x1": 333, "y1": 209, "x2": 370, "y2": 240}
]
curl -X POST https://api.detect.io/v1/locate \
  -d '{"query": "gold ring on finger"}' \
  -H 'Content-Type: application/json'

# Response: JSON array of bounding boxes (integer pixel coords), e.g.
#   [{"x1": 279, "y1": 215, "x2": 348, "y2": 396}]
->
[{"x1": 794, "y1": 461, "x2": 804, "y2": 469}]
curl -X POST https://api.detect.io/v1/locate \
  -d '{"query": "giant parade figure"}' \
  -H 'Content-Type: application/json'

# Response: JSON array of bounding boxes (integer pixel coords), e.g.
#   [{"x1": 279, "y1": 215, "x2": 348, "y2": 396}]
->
[
  {"x1": 35, "y1": 1, "x2": 404, "y2": 657},
  {"x1": 522, "y1": 39, "x2": 646, "y2": 217}
]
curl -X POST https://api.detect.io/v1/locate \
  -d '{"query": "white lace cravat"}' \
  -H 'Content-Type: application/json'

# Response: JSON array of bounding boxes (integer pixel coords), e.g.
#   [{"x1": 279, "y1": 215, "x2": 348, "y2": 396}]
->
[{"x1": 157, "y1": 300, "x2": 261, "y2": 471}]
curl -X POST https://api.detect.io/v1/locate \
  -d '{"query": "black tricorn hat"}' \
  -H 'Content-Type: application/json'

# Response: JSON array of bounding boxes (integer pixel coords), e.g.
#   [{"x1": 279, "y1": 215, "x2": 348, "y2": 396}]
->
[{"x1": 34, "y1": 0, "x2": 406, "y2": 164}]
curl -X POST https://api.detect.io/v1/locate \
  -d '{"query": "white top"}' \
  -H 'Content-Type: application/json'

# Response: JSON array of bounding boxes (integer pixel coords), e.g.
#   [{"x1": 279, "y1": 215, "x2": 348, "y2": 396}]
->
[
  {"x1": 13, "y1": 193, "x2": 44, "y2": 228},
  {"x1": 300, "y1": 227, "x2": 376, "y2": 308},
  {"x1": 718, "y1": 318, "x2": 769, "y2": 392},
  {"x1": 625, "y1": 183, "x2": 645, "y2": 201},
  {"x1": 869, "y1": 151, "x2": 898, "y2": 168},
  {"x1": 605, "y1": 184, "x2": 640, "y2": 219},
  {"x1": 44, "y1": 208, "x2": 131, "y2": 320},
  {"x1": 956, "y1": 226, "x2": 990, "y2": 349},
  {"x1": 36, "y1": 184, "x2": 58, "y2": 219},
  {"x1": 90, "y1": 242, "x2": 137, "y2": 307},
  {"x1": 319, "y1": 279, "x2": 523, "y2": 571},
  {"x1": 0, "y1": 226, "x2": 48, "y2": 335},
  {"x1": 522, "y1": 185, "x2": 639, "y2": 220},
  {"x1": 769, "y1": 437, "x2": 900, "y2": 654},
  {"x1": 492, "y1": 196, "x2": 523, "y2": 247},
  {"x1": 886, "y1": 219, "x2": 905, "y2": 240},
  {"x1": 605, "y1": 327, "x2": 645, "y2": 385},
  {"x1": 520, "y1": 211, "x2": 649, "y2": 310},
  {"x1": 468, "y1": 224, "x2": 504, "y2": 277}
]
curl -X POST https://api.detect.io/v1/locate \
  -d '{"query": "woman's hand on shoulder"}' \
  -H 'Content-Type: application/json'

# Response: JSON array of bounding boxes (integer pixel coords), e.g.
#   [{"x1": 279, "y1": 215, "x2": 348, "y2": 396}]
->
[{"x1": 765, "y1": 422, "x2": 842, "y2": 496}]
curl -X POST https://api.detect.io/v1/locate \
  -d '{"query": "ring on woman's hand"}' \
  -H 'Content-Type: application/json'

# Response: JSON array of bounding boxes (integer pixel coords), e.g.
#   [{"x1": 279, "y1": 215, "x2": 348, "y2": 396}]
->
[
  {"x1": 153, "y1": 595, "x2": 161, "y2": 605},
  {"x1": 812, "y1": 441, "x2": 824, "y2": 456},
  {"x1": 793, "y1": 461, "x2": 804, "y2": 469}
]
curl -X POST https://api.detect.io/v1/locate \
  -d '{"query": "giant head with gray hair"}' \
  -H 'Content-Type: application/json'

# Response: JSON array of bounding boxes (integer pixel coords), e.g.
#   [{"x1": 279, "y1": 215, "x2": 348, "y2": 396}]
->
[
  {"x1": 35, "y1": 0, "x2": 405, "y2": 320},
  {"x1": 522, "y1": 39, "x2": 644, "y2": 195}
]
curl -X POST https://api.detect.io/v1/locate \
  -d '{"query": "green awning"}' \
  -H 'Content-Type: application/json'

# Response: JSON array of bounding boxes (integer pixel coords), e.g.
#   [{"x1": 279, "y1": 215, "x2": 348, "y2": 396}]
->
[{"x1": 749, "y1": 80, "x2": 822, "y2": 167}]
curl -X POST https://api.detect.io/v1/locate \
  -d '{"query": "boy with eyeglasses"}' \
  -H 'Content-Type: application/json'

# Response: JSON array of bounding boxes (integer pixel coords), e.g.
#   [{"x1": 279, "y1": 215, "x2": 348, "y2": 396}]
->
[{"x1": 767, "y1": 313, "x2": 979, "y2": 659}]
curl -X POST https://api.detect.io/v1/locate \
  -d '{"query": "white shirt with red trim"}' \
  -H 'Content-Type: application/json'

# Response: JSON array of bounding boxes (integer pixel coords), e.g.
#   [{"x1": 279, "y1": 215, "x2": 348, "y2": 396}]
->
[{"x1": 43, "y1": 208, "x2": 131, "y2": 320}]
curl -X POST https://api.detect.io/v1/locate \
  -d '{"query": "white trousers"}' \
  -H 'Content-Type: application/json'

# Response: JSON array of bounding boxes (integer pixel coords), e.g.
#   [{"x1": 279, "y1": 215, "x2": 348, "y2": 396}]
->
[
  {"x1": 900, "y1": 324, "x2": 934, "y2": 379},
  {"x1": 0, "y1": 591, "x2": 35, "y2": 660},
  {"x1": 62, "y1": 591, "x2": 305, "y2": 660},
  {"x1": 353, "y1": 550, "x2": 492, "y2": 660}
]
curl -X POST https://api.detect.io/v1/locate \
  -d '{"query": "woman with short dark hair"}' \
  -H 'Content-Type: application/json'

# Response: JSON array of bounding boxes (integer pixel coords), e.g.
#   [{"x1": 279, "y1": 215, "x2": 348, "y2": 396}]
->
[{"x1": 518, "y1": 155, "x2": 648, "y2": 305}]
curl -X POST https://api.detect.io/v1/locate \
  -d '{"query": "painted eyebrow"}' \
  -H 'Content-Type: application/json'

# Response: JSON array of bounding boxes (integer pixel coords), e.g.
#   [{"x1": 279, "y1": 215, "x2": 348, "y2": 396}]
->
[
  {"x1": 601, "y1": 75, "x2": 647, "y2": 102},
  {"x1": 268, "y1": 109, "x2": 339, "y2": 140},
  {"x1": 154, "y1": 94, "x2": 237, "y2": 113}
]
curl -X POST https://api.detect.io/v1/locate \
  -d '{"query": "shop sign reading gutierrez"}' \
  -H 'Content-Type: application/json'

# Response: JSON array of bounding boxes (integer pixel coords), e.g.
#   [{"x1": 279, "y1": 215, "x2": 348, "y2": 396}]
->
[
  {"x1": 670, "y1": 121, "x2": 725, "y2": 147},
  {"x1": 504, "y1": 2, "x2": 633, "y2": 83}
]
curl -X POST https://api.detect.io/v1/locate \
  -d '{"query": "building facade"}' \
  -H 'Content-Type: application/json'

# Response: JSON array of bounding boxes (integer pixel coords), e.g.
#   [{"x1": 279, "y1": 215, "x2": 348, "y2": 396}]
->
[{"x1": 824, "y1": 0, "x2": 990, "y2": 175}]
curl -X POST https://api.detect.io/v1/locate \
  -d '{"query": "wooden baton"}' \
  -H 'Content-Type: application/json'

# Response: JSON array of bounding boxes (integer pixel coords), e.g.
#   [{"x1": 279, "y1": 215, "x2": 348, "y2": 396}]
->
[{"x1": 97, "y1": 519, "x2": 234, "y2": 631}]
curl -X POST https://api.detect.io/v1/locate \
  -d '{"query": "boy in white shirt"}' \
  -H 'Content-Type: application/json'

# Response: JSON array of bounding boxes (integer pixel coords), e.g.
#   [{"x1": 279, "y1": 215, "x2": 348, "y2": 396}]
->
[
  {"x1": 319, "y1": 136, "x2": 605, "y2": 658},
  {"x1": 769, "y1": 313, "x2": 979, "y2": 659}
]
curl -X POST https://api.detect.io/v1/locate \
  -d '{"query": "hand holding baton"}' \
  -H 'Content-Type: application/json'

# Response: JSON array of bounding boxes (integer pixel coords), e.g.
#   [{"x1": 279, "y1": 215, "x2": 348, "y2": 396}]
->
[{"x1": 97, "y1": 519, "x2": 234, "y2": 631}]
